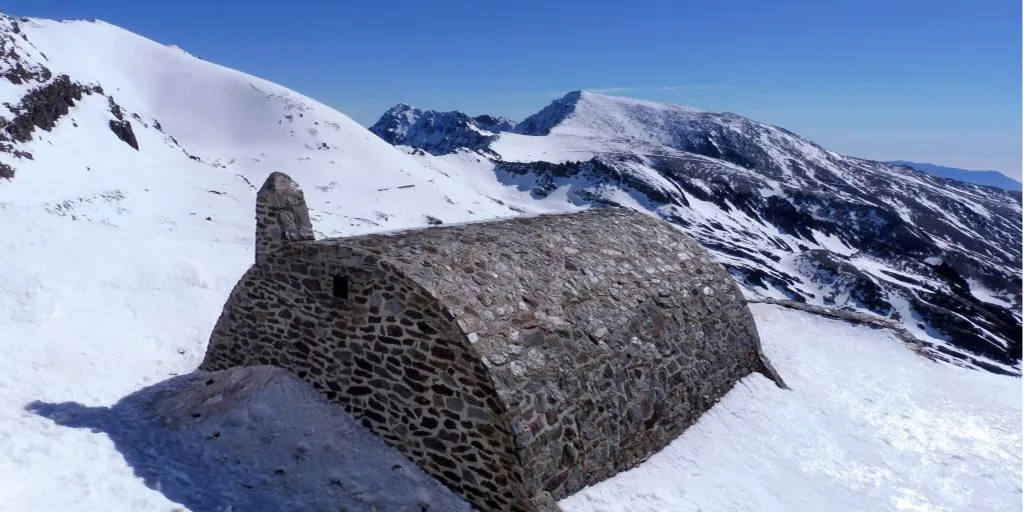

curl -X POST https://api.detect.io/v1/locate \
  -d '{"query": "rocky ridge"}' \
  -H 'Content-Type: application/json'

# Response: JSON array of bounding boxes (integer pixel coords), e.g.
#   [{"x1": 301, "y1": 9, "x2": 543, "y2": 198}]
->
[{"x1": 371, "y1": 91, "x2": 1023, "y2": 375}]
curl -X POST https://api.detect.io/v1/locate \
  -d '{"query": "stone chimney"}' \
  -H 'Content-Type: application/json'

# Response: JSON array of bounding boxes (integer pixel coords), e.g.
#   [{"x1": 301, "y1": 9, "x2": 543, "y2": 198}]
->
[{"x1": 255, "y1": 172, "x2": 314, "y2": 264}]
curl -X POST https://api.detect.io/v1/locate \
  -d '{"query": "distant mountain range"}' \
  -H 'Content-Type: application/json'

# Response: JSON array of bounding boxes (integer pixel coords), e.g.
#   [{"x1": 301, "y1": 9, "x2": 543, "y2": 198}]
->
[
  {"x1": 371, "y1": 90, "x2": 1023, "y2": 375},
  {"x1": 889, "y1": 161, "x2": 1022, "y2": 192}
]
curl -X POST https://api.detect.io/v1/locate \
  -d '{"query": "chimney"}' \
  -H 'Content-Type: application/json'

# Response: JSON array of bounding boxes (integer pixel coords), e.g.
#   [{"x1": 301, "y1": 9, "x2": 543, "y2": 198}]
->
[{"x1": 254, "y1": 172, "x2": 314, "y2": 264}]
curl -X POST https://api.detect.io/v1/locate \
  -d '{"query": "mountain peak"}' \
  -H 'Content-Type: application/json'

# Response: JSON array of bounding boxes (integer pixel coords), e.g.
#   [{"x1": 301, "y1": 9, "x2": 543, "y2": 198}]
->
[
  {"x1": 514, "y1": 89, "x2": 705, "y2": 137},
  {"x1": 369, "y1": 105, "x2": 514, "y2": 155},
  {"x1": 512, "y1": 90, "x2": 583, "y2": 136},
  {"x1": 385, "y1": 102, "x2": 416, "y2": 113}
]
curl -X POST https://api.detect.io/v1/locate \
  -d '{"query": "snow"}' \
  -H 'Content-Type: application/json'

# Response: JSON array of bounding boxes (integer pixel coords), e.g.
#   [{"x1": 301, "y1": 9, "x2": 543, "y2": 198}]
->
[
  {"x1": 492, "y1": 131, "x2": 607, "y2": 163},
  {"x1": 809, "y1": 229, "x2": 855, "y2": 255},
  {"x1": 24, "y1": 365, "x2": 469, "y2": 512},
  {"x1": 561, "y1": 304, "x2": 1022, "y2": 512},
  {"x1": 4, "y1": 17, "x2": 522, "y2": 236},
  {"x1": 1, "y1": 13, "x2": 1020, "y2": 512},
  {"x1": 551, "y1": 91, "x2": 702, "y2": 141},
  {"x1": 850, "y1": 256, "x2": 936, "y2": 295},
  {"x1": 398, "y1": 148, "x2": 588, "y2": 215},
  {"x1": 967, "y1": 279, "x2": 1015, "y2": 308}
]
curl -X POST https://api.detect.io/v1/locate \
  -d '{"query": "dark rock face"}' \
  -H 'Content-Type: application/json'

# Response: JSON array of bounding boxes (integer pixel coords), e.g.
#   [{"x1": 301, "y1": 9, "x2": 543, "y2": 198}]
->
[
  {"x1": 108, "y1": 119, "x2": 139, "y2": 150},
  {"x1": 202, "y1": 173, "x2": 784, "y2": 512},
  {"x1": 105, "y1": 95, "x2": 138, "y2": 149},
  {"x1": 0, "y1": 74, "x2": 93, "y2": 143},
  {"x1": 0, "y1": 15, "x2": 52, "y2": 85},
  {"x1": 0, "y1": 71, "x2": 100, "y2": 178},
  {"x1": 1, "y1": 16, "x2": 151, "y2": 178},
  {"x1": 472, "y1": 114, "x2": 516, "y2": 132},
  {"x1": 369, "y1": 103, "x2": 514, "y2": 156},
  {"x1": 376, "y1": 92, "x2": 1023, "y2": 375},
  {"x1": 107, "y1": 95, "x2": 124, "y2": 120},
  {"x1": 513, "y1": 90, "x2": 582, "y2": 136},
  {"x1": 795, "y1": 250, "x2": 892, "y2": 315}
]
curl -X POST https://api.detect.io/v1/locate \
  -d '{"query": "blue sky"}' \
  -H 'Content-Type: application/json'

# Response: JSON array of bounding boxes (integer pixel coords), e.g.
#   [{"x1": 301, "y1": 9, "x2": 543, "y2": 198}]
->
[{"x1": 8, "y1": 0, "x2": 1022, "y2": 178}]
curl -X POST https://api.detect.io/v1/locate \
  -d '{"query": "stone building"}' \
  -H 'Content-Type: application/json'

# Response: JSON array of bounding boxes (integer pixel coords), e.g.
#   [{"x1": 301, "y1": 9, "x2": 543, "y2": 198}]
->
[{"x1": 201, "y1": 172, "x2": 786, "y2": 512}]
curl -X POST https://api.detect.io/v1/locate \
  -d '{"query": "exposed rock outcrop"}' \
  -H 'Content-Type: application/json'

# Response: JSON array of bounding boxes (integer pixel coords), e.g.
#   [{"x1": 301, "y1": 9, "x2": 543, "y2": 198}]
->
[
  {"x1": 108, "y1": 118, "x2": 139, "y2": 150},
  {"x1": 370, "y1": 103, "x2": 514, "y2": 156}
]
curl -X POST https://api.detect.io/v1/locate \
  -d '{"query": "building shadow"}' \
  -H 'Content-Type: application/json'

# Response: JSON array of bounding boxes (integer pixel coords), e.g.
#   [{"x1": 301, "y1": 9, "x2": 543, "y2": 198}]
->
[
  {"x1": 27, "y1": 373, "x2": 257, "y2": 512},
  {"x1": 26, "y1": 370, "x2": 468, "y2": 512}
]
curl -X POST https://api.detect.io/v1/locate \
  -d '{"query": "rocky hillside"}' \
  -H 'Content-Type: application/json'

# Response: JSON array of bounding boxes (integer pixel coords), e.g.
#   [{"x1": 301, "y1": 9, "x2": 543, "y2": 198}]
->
[
  {"x1": 370, "y1": 103, "x2": 514, "y2": 157},
  {"x1": 0, "y1": 13, "x2": 537, "y2": 236},
  {"x1": 371, "y1": 91, "x2": 1023, "y2": 375}
]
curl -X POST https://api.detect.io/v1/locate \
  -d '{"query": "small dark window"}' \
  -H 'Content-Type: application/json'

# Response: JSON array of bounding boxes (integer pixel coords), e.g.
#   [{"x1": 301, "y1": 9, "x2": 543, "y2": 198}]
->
[{"x1": 333, "y1": 275, "x2": 349, "y2": 299}]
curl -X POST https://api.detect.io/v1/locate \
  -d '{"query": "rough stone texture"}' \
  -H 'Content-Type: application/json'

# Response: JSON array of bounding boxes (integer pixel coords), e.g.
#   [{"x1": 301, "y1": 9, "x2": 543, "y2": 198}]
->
[
  {"x1": 0, "y1": 74, "x2": 93, "y2": 143},
  {"x1": 108, "y1": 118, "x2": 139, "y2": 150},
  {"x1": 369, "y1": 103, "x2": 514, "y2": 157},
  {"x1": 0, "y1": 70, "x2": 100, "y2": 181},
  {"x1": 254, "y1": 172, "x2": 315, "y2": 264},
  {"x1": 0, "y1": 14, "x2": 53, "y2": 86},
  {"x1": 201, "y1": 172, "x2": 786, "y2": 512}
]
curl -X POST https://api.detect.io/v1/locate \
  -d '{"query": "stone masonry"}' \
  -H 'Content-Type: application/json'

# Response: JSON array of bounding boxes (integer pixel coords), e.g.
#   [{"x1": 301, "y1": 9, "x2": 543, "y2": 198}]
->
[{"x1": 201, "y1": 172, "x2": 787, "y2": 512}]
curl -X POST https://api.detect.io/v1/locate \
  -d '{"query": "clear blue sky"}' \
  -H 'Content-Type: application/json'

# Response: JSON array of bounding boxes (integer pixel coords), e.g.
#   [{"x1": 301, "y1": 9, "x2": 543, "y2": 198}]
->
[{"x1": 7, "y1": 0, "x2": 1022, "y2": 178}]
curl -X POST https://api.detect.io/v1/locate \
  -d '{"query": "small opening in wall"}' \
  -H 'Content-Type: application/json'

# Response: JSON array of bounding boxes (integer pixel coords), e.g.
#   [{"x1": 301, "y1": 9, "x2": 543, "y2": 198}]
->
[{"x1": 333, "y1": 275, "x2": 349, "y2": 299}]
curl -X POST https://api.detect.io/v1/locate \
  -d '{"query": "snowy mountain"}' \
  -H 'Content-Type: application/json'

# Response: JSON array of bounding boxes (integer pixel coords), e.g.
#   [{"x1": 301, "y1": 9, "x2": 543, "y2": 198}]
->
[
  {"x1": 369, "y1": 103, "x2": 515, "y2": 157},
  {"x1": 0, "y1": 14, "x2": 534, "y2": 234},
  {"x1": 888, "y1": 160, "x2": 1023, "y2": 192},
  {"x1": 1, "y1": 11, "x2": 1020, "y2": 512},
  {"x1": 371, "y1": 91, "x2": 1023, "y2": 375}
]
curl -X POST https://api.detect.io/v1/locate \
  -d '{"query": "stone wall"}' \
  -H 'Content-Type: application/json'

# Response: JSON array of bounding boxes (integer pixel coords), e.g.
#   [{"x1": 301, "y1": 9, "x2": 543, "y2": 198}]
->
[
  {"x1": 202, "y1": 172, "x2": 785, "y2": 512},
  {"x1": 203, "y1": 242, "x2": 532, "y2": 511}
]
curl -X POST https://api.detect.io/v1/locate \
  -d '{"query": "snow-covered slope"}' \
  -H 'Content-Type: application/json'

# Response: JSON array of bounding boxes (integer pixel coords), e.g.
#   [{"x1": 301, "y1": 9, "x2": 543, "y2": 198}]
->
[
  {"x1": 22, "y1": 366, "x2": 471, "y2": 512},
  {"x1": 372, "y1": 91, "x2": 1023, "y2": 375},
  {"x1": 0, "y1": 14, "x2": 528, "y2": 235},
  {"x1": 1, "y1": 10, "x2": 1021, "y2": 512}
]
